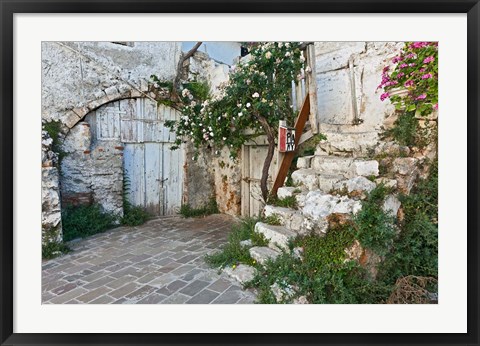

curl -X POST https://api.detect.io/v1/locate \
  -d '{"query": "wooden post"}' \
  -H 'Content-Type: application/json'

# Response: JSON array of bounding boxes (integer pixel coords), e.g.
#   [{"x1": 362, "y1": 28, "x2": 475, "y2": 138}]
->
[
  {"x1": 271, "y1": 95, "x2": 310, "y2": 197},
  {"x1": 306, "y1": 44, "x2": 319, "y2": 134}
]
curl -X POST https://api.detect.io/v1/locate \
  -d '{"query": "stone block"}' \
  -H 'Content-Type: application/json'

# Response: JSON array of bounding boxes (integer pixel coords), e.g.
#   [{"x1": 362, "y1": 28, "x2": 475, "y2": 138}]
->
[
  {"x1": 310, "y1": 156, "x2": 354, "y2": 175},
  {"x1": 334, "y1": 176, "x2": 376, "y2": 193},
  {"x1": 254, "y1": 222, "x2": 296, "y2": 250},
  {"x1": 383, "y1": 195, "x2": 401, "y2": 217},
  {"x1": 249, "y1": 246, "x2": 280, "y2": 265},
  {"x1": 302, "y1": 191, "x2": 362, "y2": 222},
  {"x1": 393, "y1": 157, "x2": 418, "y2": 175},
  {"x1": 277, "y1": 186, "x2": 297, "y2": 199},
  {"x1": 291, "y1": 169, "x2": 319, "y2": 190},
  {"x1": 351, "y1": 160, "x2": 379, "y2": 177},
  {"x1": 64, "y1": 110, "x2": 82, "y2": 129},
  {"x1": 224, "y1": 264, "x2": 256, "y2": 284},
  {"x1": 318, "y1": 174, "x2": 343, "y2": 192},
  {"x1": 296, "y1": 155, "x2": 314, "y2": 169}
]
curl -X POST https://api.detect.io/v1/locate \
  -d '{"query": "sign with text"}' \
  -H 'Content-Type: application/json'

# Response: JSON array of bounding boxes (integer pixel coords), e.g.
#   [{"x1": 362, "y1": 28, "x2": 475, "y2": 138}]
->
[{"x1": 278, "y1": 121, "x2": 295, "y2": 153}]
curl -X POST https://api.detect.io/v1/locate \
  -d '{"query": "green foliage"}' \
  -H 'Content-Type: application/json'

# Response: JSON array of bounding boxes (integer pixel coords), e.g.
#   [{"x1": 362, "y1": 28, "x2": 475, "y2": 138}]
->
[
  {"x1": 378, "y1": 160, "x2": 438, "y2": 282},
  {"x1": 164, "y1": 42, "x2": 306, "y2": 159},
  {"x1": 240, "y1": 163, "x2": 437, "y2": 304},
  {"x1": 267, "y1": 195, "x2": 298, "y2": 209},
  {"x1": 353, "y1": 184, "x2": 396, "y2": 256},
  {"x1": 42, "y1": 120, "x2": 67, "y2": 164},
  {"x1": 296, "y1": 133, "x2": 328, "y2": 157},
  {"x1": 379, "y1": 42, "x2": 438, "y2": 116},
  {"x1": 263, "y1": 214, "x2": 282, "y2": 226},
  {"x1": 205, "y1": 217, "x2": 267, "y2": 268},
  {"x1": 42, "y1": 226, "x2": 70, "y2": 259},
  {"x1": 122, "y1": 206, "x2": 150, "y2": 226},
  {"x1": 385, "y1": 111, "x2": 417, "y2": 147},
  {"x1": 182, "y1": 80, "x2": 210, "y2": 100},
  {"x1": 121, "y1": 175, "x2": 150, "y2": 226},
  {"x1": 62, "y1": 204, "x2": 118, "y2": 242},
  {"x1": 248, "y1": 225, "x2": 391, "y2": 304},
  {"x1": 179, "y1": 198, "x2": 219, "y2": 218}
]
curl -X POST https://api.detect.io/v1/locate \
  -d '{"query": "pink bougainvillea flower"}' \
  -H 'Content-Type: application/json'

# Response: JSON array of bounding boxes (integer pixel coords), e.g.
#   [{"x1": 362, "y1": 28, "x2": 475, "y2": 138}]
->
[
  {"x1": 399, "y1": 63, "x2": 408, "y2": 69},
  {"x1": 416, "y1": 94, "x2": 427, "y2": 100},
  {"x1": 397, "y1": 72, "x2": 405, "y2": 78},
  {"x1": 433, "y1": 103, "x2": 439, "y2": 110},
  {"x1": 392, "y1": 56, "x2": 403, "y2": 64},
  {"x1": 380, "y1": 93, "x2": 390, "y2": 101},
  {"x1": 406, "y1": 53, "x2": 417, "y2": 59},
  {"x1": 410, "y1": 42, "x2": 429, "y2": 49},
  {"x1": 404, "y1": 80, "x2": 414, "y2": 87},
  {"x1": 408, "y1": 63, "x2": 416, "y2": 67},
  {"x1": 383, "y1": 66, "x2": 390, "y2": 73},
  {"x1": 422, "y1": 73, "x2": 433, "y2": 79},
  {"x1": 423, "y1": 56, "x2": 435, "y2": 64}
]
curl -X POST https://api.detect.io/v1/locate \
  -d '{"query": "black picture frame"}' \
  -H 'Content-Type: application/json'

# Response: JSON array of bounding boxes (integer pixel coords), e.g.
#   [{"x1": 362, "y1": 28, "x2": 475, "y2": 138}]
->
[{"x1": 1, "y1": 1, "x2": 478, "y2": 345}]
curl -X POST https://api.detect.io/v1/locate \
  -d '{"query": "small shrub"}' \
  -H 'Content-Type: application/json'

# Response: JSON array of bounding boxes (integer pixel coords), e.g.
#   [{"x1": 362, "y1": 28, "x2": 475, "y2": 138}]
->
[
  {"x1": 385, "y1": 111, "x2": 417, "y2": 147},
  {"x1": 179, "y1": 198, "x2": 219, "y2": 218},
  {"x1": 263, "y1": 214, "x2": 282, "y2": 226},
  {"x1": 267, "y1": 195, "x2": 298, "y2": 209},
  {"x1": 42, "y1": 226, "x2": 71, "y2": 259},
  {"x1": 122, "y1": 174, "x2": 149, "y2": 226},
  {"x1": 122, "y1": 205, "x2": 150, "y2": 226},
  {"x1": 352, "y1": 184, "x2": 396, "y2": 256},
  {"x1": 205, "y1": 217, "x2": 266, "y2": 269},
  {"x1": 62, "y1": 204, "x2": 118, "y2": 241},
  {"x1": 42, "y1": 241, "x2": 71, "y2": 260},
  {"x1": 378, "y1": 160, "x2": 438, "y2": 283}
]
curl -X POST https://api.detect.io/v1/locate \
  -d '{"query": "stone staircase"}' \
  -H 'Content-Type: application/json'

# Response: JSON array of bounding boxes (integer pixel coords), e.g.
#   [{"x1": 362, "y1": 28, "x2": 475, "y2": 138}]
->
[{"x1": 224, "y1": 153, "x2": 383, "y2": 289}]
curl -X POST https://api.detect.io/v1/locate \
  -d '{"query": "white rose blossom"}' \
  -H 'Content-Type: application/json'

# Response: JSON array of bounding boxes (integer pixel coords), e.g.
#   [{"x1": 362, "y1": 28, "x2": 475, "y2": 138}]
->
[
  {"x1": 265, "y1": 51, "x2": 272, "y2": 59},
  {"x1": 252, "y1": 92, "x2": 260, "y2": 98}
]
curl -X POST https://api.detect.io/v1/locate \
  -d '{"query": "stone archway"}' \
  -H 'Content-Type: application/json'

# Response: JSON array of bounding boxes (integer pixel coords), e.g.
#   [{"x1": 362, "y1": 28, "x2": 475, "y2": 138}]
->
[{"x1": 60, "y1": 97, "x2": 184, "y2": 217}]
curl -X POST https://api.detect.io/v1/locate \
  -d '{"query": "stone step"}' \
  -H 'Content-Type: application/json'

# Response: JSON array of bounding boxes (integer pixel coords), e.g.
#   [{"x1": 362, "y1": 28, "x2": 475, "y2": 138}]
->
[
  {"x1": 224, "y1": 264, "x2": 256, "y2": 285},
  {"x1": 302, "y1": 190, "x2": 362, "y2": 223},
  {"x1": 291, "y1": 169, "x2": 319, "y2": 190},
  {"x1": 264, "y1": 205, "x2": 304, "y2": 232},
  {"x1": 296, "y1": 155, "x2": 314, "y2": 169},
  {"x1": 249, "y1": 246, "x2": 280, "y2": 265},
  {"x1": 305, "y1": 156, "x2": 379, "y2": 179},
  {"x1": 254, "y1": 222, "x2": 297, "y2": 250},
  {"x1": 317, "y1": 131, "x2": 379, "y2": 154},
  {"x1": 277, "y1": 186, "x2": 301, "y2": 199},
  {"x1": 318, "y1": 174, "x2": 344, "y2": 193},
  {"x1": 333, "y1": 176, "x2": 376, "y2": 194}
]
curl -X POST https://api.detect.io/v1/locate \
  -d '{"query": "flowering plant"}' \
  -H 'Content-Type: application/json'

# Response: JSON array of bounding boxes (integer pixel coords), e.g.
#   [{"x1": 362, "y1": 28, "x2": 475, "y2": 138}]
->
[
  {"x1": 378, "y1": 42, "x2": 438, "y2": 116},
  {"x1": 162, "y1": 42, "x2": 305, "y2": 200}
]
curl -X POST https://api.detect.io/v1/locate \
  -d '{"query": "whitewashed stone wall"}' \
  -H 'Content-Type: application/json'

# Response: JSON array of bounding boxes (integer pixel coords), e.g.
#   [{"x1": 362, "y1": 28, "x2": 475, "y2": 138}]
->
[
  {"x1": 41, "y1": 130, "x2": 62, "y2": 244},
  {"x1": 42, "y1": 42, "x2": 181, "y2": 125},
  {"x1": 314, "y1": 42, "x2": 404, "y2": 155}
]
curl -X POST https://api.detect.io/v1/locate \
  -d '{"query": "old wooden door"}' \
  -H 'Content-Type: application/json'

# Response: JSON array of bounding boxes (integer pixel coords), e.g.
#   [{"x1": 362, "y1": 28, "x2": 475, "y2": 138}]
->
[
  {"x1": 90, "y1": 98, "x2": 183, "y2": 216},
  {"x1": 241, "y1": 136, "x2": 278, "y2": 217}
]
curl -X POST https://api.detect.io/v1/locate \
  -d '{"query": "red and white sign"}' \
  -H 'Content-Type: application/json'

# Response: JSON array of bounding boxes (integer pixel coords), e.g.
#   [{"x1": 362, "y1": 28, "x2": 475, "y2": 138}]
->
[{"x1": 278, "y1": 121, "x2": 295, "y2": 153}]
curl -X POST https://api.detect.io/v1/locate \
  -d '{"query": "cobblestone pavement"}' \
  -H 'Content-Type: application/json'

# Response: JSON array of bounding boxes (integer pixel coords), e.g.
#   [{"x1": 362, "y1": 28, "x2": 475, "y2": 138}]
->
[{"x1": 42, "y1": 214, "x2": 257, "y2": 304}]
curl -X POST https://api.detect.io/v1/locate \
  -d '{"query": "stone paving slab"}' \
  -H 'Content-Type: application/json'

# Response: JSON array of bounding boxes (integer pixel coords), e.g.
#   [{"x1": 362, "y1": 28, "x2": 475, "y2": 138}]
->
[{"x1": 42, "y1": 214, "x2": 257, "y2": 304}]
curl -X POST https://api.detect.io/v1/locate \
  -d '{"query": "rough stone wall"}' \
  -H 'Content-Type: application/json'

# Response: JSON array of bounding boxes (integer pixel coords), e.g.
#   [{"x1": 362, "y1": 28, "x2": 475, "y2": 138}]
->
[
  {"x1": 41, "y1": 130, "x2": 62, "y2": 244},
  {"x1": 184, "y1": 52, "x2": 243, "y2": 216},
  {"x1": 61, "y1": 122, "x2": 124, "y2": 215}
]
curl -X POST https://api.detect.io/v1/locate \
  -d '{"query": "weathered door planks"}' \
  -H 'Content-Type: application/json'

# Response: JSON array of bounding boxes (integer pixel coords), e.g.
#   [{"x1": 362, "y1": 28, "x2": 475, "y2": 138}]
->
[{"x1": 89, "y1": 98, "x2": 183, "y2": 216}]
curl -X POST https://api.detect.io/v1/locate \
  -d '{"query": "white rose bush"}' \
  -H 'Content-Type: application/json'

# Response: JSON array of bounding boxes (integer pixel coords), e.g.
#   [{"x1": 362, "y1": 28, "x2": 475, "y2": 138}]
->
[{"x1": 163, "y1": 42, "x2": 306, "y2": 200}]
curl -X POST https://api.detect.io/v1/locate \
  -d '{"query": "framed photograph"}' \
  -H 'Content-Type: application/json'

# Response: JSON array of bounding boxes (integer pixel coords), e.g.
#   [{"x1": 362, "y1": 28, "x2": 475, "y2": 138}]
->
[{"x1": 1, "y1": 0, "x2": 479, "y2": 345}]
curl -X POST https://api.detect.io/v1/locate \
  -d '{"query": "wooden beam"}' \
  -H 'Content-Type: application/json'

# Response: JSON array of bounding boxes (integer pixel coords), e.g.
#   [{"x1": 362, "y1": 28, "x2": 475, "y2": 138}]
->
[
  {"x1": 306, "y1": 44, "x2": 319, "y2": 134},
  {"x1": 271, "y1": 95, "x2": 310, "y2": 197}
]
